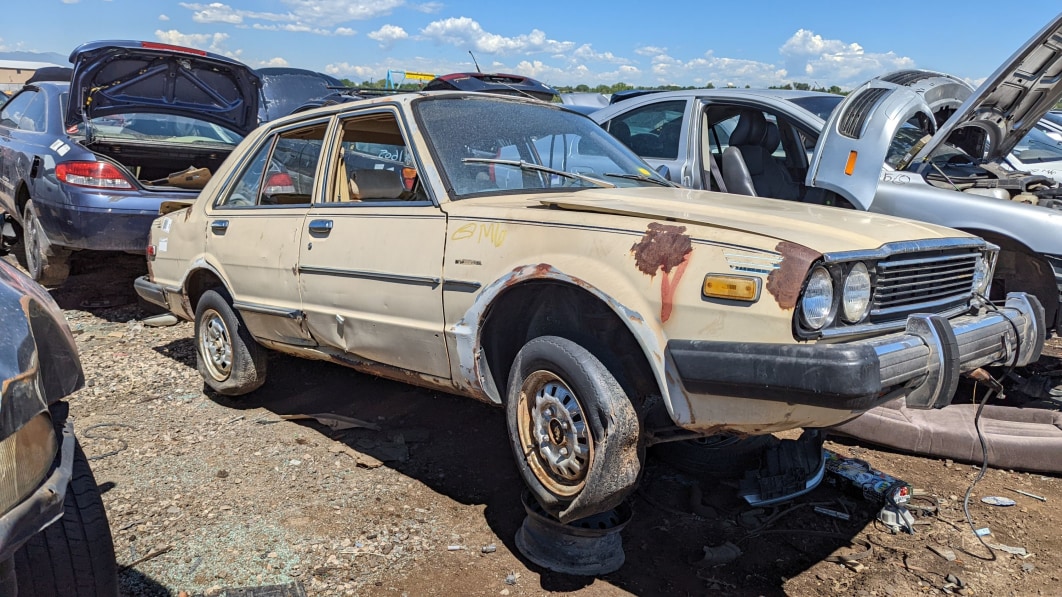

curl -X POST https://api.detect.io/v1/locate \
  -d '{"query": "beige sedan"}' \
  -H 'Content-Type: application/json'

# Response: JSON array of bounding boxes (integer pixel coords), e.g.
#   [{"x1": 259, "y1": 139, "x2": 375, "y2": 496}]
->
[{"x1": 136, "y1": 91, "x2": 1044, "y2": 522}]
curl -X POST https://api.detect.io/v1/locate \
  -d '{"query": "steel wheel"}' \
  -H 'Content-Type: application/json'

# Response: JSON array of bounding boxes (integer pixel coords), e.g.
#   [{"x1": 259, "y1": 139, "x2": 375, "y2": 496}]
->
[
  {"x1": 517, "y1": 370, "x2": 594, "y2": 497},
  {"x1": 198, "y1": 307, "x2": 233, "y2": 381},
  {"x1": 23, "y1": 211, "x2": 42, "y2": 275}
]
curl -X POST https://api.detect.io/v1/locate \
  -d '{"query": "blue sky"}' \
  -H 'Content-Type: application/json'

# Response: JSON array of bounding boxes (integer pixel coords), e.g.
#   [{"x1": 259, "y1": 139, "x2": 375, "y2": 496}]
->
[{"x1": 3, "y1": 1, "x2": 1060, "y2": 89}]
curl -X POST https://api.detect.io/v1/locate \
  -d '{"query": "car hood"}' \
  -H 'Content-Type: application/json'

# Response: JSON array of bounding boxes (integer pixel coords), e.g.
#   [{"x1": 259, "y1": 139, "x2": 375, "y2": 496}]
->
[
  {"x1": 66, "y1": 40, "x2": 261, "y2": 135},
  {"x1": 915, "y1": 13, "x2": 1062, "y2": 163},
  {"x1": 535, "y1": 187, "x2": 968, "y2": 255}
]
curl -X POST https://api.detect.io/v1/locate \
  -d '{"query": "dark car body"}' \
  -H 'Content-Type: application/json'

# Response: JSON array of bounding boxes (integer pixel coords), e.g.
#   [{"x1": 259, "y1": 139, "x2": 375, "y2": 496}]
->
[
  {"x1": 0, "y1": 40, "x2": 260, "y2": 285},
  {"x1": 423, "y1": 72, "x2": 559, "y2": 102},
  {"x1": 258, "y1": 67, "x2": 347, "y2": 122},
  {"x1": 0, "y1": 257, "x2": 117, "y2": 594}
]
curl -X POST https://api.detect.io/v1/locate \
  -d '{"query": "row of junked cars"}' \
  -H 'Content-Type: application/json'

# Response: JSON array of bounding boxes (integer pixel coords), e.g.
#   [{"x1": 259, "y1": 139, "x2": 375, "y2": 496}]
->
[{"x1": 1, "y1": 14, "x2": 1061, "y2": 593}]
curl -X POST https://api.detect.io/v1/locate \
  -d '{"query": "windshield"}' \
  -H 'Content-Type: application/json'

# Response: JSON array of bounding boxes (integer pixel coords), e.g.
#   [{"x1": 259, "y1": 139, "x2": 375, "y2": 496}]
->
[
  {"x1": 1012, "y1": 124, "x2": 1062, "y2": 164},
  {"x1": 73, "y1": 112, "x2": 243, "y2": 145},
  {"x1": 786, "y1": 95, "x2": 844, "y2": 121},
  {"x1": 414, "y1": 96, "x2": 669, "y2": 198}
]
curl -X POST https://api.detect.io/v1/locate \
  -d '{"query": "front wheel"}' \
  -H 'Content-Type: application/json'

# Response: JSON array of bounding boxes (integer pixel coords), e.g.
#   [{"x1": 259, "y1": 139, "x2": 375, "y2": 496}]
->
[
  {"x1": 13, "y1": 440, "x2": 118, "y2": 597},
  {"x1": 506, "y1": 336, "x2": 642, "y2": 522},
  {"x1": 194, "y1": 289, "x2": 267, "y2": 395}
]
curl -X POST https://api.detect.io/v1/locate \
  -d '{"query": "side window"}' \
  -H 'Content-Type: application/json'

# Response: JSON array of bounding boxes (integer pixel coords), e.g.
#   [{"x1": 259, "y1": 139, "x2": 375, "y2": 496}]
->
[
  {"x1": 0, "y1": 91, "x2": 39, "y2": 130},
  {"x1": 18, "y1": 94, "x2": 46, "y2": 132},
  {"x1": 607, "y1": 100, "x2": 686, "y2": 159},
  {"x1": 329, "y1": 112, "x2": 421, "y2": 203},
  {"x1": 216, "y1": 123, "x2": 326, "y2": 208}
]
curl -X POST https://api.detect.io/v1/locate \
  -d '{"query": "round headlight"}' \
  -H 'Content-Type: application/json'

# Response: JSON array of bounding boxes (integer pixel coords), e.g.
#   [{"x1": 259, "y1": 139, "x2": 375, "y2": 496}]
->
[
  {"x1": 971, "y1": 255, "x2": 992, "y2": 296},
  {"x1": 841, "y1": 262, "x2": 872, "y2": 322},
  {"x1": 801, "y1": 266, "x2": 834, "y2": 330}
]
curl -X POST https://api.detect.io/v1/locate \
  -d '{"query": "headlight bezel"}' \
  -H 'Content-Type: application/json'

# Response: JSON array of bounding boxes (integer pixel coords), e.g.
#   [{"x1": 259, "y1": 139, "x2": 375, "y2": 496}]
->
[
  {"x1": 0, "y1": 411, "x2": 58, "y2": 517},
  {"x1": 796, "y1": 260, "x2": 877, "y2": 336}
]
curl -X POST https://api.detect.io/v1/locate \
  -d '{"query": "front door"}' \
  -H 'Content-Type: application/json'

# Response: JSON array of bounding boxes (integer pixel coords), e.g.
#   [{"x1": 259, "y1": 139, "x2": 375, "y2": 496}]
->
[{"x1": 297, "y1": 108, "x2": 450, "y2": 378}]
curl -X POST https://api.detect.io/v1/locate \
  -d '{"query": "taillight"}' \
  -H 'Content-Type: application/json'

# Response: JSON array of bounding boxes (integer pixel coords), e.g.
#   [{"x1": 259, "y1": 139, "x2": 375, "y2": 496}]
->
[
  {"x1": 401, "y1": 167, "x2": 417, "y2": 191},
  {"x1": 146, "y1": 244, "x2": 156, "y2": 261},
  {"x1": 56, "y1": 161, "x2": 134, "y2": 190},
  {"x1": 264, "y1": 172, "x2": 295, "y2": 194}
]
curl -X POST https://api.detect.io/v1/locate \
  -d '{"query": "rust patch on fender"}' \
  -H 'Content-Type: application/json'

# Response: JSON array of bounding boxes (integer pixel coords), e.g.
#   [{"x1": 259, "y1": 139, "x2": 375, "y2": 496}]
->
[
  {"x1": 765, "y1": 241, "x2": 821, "y2": 310},
  {"x1": 631, "y1": 223, "x2": 693, "y2": 323}
]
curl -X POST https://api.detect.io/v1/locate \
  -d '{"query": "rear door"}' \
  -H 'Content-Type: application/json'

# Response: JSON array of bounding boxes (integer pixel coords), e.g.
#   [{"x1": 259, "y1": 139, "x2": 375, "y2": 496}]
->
[
  {"x1": 598, "y1": 98, "x2": 692, "y2": 185},
  {"x1": 297, "y1": 107, "x2": 450, "y2": 378},
  {"x1": 203, "y1": 118, "x2": 329, "y2": 346}
]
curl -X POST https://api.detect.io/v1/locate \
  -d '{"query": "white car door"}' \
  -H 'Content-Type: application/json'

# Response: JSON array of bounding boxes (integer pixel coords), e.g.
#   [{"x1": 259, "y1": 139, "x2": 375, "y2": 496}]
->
[{"x1": 297, "y1": 108, "x2": 450, "y2": 378}]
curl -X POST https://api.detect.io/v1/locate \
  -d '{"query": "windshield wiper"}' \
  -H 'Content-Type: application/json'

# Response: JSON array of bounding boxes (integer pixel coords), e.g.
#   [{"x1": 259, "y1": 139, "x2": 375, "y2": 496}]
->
[
  {"x1": 602, "y1": 172, "x2": 678, "y2": 187},
  {"x1": 462, "y1": 158, "x2": 615, "y2": 188}
]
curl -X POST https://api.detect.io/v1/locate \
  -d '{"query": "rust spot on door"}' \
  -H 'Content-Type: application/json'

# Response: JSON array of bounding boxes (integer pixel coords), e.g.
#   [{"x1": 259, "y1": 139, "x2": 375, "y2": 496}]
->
[
  {"x1": 631, "y1": 223, "x2": 693, "y2": 323},
  {"x1": 765, "y1": 241, "x2": 821, "y2": 310}
]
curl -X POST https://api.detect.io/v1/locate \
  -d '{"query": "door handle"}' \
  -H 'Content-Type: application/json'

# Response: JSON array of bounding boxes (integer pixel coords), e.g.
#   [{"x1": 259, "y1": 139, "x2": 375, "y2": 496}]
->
[
  {"x1": 308, "y1": 219, "x2": 333, "y2": 234},
  {"x1": 210, "y1": 219, "x2": 229, "y2": 233}
]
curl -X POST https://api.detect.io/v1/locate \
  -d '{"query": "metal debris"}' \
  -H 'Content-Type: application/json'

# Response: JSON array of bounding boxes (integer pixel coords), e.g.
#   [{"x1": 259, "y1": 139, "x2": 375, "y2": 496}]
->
[
  {"x1": 280, "y1": 413, "x2": 381, "y2": 431},
  {"x1": 1006, "y1": 488, "x2": 1047, "y2": 502}
]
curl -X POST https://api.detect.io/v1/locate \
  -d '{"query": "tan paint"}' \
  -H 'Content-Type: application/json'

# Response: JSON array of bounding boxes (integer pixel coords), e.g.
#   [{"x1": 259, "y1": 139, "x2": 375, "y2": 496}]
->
[{"x1": 766, "y1": 241, "x2": 822, "y2": 310}]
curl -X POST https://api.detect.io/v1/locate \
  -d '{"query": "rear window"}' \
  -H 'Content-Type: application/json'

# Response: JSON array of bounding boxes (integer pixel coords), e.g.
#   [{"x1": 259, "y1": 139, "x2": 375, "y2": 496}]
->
[{"x1": 77, "y1": 112, "x2": 243, "y2": 145}]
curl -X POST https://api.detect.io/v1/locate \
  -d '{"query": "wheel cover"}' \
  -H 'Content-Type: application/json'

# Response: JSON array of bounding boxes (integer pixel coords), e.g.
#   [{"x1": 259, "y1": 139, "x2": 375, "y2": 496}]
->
[
  {"x1": 199, "y1": 308, "x2": 233, "y2": 381},
  {"x1": 24, "y1": 211, "x2": 41, "y2": 276},
  {"x1": 517, "y1": 370, "x2": 592, "y2": 497}
]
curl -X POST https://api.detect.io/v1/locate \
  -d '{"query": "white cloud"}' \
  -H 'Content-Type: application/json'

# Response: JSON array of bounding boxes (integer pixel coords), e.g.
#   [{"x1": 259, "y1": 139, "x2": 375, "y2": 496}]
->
[
  {"x1": 411, "y1": 2, "x2": 443, "y2": 13},
  {"x1": 324, "y1": 61, "x2": 379, "y2": 80},
  {"x1": 158, "y1": 14, "x2": 171, "y2": 21},
  {"x1": 368, "y1": 24, "x2": 408, "y2": 48},
  {"x1": 780, "y1": 29, "x2": 914, "y2": 87},
  {"x1": 420, "y1": 17, "x2": 575, "y2": 55},
  {"x1": 634, "y1": 46, "x2": 667, "y2": 57},
  {"x1": 153, "y1": 29, "x2": 241, "y2": 58},
  {"x1": 256, "y1": 57, "x2": 290, "y2": 68},
  {"x1": 573, "y1": 44, "x2": 629, "y2": 65},
  {"x1": 178, "y1": 0, "x2": 402, "y2": 37},
  {"x1": 61, "y1": 0, "x2": 78, "y2": 3}
]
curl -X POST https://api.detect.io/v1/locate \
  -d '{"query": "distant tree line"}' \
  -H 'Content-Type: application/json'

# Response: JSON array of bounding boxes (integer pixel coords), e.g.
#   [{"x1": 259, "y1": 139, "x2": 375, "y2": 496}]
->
[{"x1": 337, "y1": 77, "x2": 850, "y2": 96}]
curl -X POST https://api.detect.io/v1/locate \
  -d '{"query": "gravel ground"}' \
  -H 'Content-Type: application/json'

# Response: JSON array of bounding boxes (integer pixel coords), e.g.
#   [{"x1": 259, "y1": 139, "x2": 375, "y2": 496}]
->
[{"x1": 13, "y1": 252, "x2": 1062, "y2": 597}]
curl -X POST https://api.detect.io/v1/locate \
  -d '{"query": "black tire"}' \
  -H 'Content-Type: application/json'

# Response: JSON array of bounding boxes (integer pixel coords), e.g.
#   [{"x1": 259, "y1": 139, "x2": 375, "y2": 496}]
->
[
  {"x1": 194, "y1": 288, "x2": 267, "y2": 395},
  {"x1": 21, "y1": 200, "x2": 70, "y2": 286},
  {"x1": 13, "y1": 441, "x2": 118, "y2": 597},
  {"x1": 505, "y1": 335, "x2": 642, "y2": 523},
  {"x1": 651, "y1": 434, "x2": 777, "y2": 478}
]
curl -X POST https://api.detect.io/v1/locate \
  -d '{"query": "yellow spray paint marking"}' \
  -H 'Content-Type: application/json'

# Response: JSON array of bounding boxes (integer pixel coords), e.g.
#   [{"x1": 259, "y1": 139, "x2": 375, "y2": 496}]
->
[{"x1": 451, "y1": 223, "x2": 508, "y2": 247}]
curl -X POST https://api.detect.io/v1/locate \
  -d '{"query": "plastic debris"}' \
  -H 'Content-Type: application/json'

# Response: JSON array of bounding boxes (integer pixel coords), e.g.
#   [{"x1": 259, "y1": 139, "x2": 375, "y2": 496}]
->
[
  {"x1": 877, "y1": 503, "x2": 916, "y2": 534},
  {"x1": 981, "y1": 496, "x2": 1016, "y2": 506},
  {"x1": 281, "y1": 413, "x2": 381, "y2": 431},
  {"x1": 987, "y1": 542, "x2": 1031, "y2": 557},
  {"x1": 694, "y1": 542, "x2": 742, "y2": 567},
  {"x1": 927, "y1": 544, "x2": 957, "y2": 562},
  {"x1": 974, "y1": 527, "x2": 991, "y2": 537},
  {"x1": 446, "y1": 545, "x2": 465, "y2": 551},
  {"x1": 481, "y1": 544, "x2": 497, "y2": 554},
  {"x1": 825, "y1": 450, "x2": 911, "y2": 505},
  {"x1": 1006, "y1": 488, "x2": 1047, "y2": 502}
]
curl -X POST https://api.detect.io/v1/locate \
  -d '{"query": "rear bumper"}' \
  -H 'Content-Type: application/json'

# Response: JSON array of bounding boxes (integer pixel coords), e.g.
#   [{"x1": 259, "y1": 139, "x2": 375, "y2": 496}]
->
[
  {"x1": 36, "y1": 200, "x2": 159, "y2": 252},
  {"x1": 666, "y1": 293, "x2": 1044, "y2": 432},
  {"x1": 134, "y1": 275, "x2": 169, "y2": 309}
]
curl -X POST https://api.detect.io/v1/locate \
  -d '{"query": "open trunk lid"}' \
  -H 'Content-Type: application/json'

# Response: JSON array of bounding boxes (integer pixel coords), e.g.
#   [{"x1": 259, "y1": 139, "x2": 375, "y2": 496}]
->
[{"x1": 66, "y1": 40, "x2": 261, "y2": 135}]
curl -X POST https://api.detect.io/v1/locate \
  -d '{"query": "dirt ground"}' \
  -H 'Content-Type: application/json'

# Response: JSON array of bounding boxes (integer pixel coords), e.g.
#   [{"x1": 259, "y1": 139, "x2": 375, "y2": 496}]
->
[{"x1": 14, "y1": 251, "x2": 1062, "y2": 597}]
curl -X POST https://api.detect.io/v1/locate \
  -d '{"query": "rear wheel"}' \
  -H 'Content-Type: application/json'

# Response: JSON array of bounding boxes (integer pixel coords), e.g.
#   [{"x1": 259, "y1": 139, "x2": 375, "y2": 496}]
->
[
  {"x1": 21, "y1": 200, "x2": 70, "y2": 286},
  {"x1": 13, "y1": 441, "x2": 118, "y2": 597},
  {"x1": 195, "y1": 288, "x2": 267, "y2": 395},
  {"x1": 506, "y1": 336, "x2": 642, "y2": 522}
]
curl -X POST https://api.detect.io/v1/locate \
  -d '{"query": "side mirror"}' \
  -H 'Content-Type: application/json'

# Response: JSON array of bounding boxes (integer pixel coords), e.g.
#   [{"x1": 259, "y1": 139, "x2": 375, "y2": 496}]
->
[{"x1": 655, "y1": 164, "x2": 671, "y2": 180}]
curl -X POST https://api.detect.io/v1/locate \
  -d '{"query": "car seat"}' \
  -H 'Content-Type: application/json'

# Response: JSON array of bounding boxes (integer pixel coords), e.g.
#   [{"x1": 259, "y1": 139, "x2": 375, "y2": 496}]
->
[{"x1": 721, "y1": 111, "x2": 802, "y2": 201}]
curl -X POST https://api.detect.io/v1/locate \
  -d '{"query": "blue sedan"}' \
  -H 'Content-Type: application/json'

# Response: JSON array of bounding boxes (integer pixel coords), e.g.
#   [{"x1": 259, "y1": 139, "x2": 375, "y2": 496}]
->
[{"x1": 0, "y1": 40, "x2": 260, "y2": 285}]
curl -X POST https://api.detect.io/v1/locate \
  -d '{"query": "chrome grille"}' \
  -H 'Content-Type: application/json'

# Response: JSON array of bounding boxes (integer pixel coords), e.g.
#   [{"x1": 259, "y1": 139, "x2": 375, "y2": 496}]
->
[{"x1": 870, "y1": 252, "x2": 978, "y2": 322}]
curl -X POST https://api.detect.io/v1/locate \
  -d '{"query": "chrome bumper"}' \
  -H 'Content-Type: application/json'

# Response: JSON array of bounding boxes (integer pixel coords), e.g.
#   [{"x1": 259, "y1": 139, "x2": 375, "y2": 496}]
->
[{"x1": 863, "y1": 293, "x2": 1044, "y2": 409}]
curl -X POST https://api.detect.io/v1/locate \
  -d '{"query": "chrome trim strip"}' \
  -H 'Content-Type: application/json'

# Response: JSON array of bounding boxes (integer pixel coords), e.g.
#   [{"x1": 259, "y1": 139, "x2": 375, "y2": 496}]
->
[
  {"x1": 822, "y1": 237, "x2": 984, "y2": 263},
  {"x1": 232, "y1": 301, "x2": 302, "y2": 319},
  {"x1": 442, "y1": 280, "x2": 482, "y2": 292},
  {"x1": 298, "y1": 265, "x2": 441, "y2": 287}
]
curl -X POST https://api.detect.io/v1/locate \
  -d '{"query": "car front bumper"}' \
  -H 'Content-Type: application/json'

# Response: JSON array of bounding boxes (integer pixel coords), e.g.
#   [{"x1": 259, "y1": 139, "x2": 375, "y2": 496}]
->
[
  {"x1": 0, "y1": 414, "x2": 74, "y2": 563},
  {"x1": 664, "y1": 293, "x2": 1045, "y2": 433}
]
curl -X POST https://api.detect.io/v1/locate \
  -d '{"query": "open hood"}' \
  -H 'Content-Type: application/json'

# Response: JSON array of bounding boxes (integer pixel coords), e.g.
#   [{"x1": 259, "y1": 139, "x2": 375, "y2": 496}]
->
[
  {"x1": 914, "y1": 13, "x2": 1062, "y2": 164},
  {"x1": 66, "y1": 40, "x2": 261, "y2": 136},
  {"x1": 806, "y1": 79, "x2": 937, "y2": 210}
]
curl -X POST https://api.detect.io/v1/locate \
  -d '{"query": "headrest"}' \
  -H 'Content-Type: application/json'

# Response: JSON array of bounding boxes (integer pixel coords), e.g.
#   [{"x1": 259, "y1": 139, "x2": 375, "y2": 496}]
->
[
  {"x1": 761, "y1": 121, "x2": 780, "y2": 151},
  {"x1": 351, "y1": 169, "x2": 404, "y2": 200},
  {"x1": 729, "y1": 111, "x2": 767, "y2": 147}
]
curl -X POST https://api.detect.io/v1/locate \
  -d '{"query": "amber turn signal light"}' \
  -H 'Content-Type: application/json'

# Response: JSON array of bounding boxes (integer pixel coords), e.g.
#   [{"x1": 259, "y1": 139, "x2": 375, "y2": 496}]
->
[
  {"x1": 844, "y1": 151, "x2": 858, "y2": 176},
  {"x1": 702, "y1": 275, "x2": 760, "y2": 301}
]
